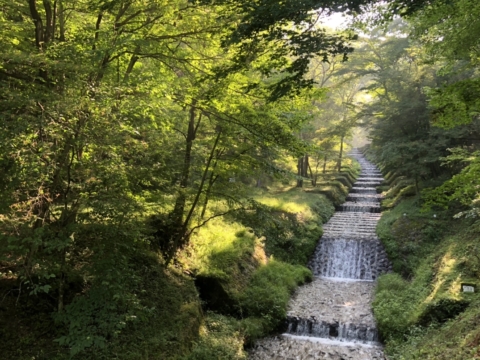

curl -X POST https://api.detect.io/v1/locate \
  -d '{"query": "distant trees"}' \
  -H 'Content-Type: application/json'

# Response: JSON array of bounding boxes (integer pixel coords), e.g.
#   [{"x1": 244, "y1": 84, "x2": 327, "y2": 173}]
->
[
  {"x1": 353, "y1": 1, "x2": 480, "y2": 214},
  {"x1": 406, "y1": 0, "x2": 480, "y2": 214}
]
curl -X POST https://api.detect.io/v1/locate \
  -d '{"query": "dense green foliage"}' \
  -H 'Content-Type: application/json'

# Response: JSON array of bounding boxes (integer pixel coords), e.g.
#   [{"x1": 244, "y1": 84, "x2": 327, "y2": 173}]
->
[
  {"x1": 0, "y1": 0, "x2": 366, "y2": 357},
  {"x1": 2, "y1": 0, "x2": 480, "y2": 357},
  {"x1": 372, "y1": 193, "x2": 480, "y2": 358}
]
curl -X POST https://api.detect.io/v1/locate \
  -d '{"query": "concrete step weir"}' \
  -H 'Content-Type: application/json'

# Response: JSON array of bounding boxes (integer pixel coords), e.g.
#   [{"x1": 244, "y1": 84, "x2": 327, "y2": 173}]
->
[{"x1": 248, "y1": 149, "x2": 389, "y2": 359}]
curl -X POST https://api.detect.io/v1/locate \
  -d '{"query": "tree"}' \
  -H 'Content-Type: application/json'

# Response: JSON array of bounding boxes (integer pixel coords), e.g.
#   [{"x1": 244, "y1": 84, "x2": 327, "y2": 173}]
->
[{"x1": 0, "y1": 0, "x2": 323, "y2": 353}]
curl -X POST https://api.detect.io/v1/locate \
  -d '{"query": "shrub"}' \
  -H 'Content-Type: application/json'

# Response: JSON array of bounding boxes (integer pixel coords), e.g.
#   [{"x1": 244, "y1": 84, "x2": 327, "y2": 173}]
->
[
  {"x1": 372, "y1": 273, "x2": 412, "y2": 341},
  {"x1": 238, "y1": 260, "x2": 311, "y2": 336}
]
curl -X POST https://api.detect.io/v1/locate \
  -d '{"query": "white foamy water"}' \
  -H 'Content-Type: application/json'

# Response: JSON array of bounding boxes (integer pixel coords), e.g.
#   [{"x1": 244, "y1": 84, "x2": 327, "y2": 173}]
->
[{"x1": 282, "y1": 334, "x2": 381, "y2": 348}]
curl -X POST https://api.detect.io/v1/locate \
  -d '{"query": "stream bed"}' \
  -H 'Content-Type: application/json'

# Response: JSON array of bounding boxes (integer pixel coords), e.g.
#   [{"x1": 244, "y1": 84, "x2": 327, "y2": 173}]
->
[{"x1": 248, "y1": 149, "x2": 390, "y2": 360}]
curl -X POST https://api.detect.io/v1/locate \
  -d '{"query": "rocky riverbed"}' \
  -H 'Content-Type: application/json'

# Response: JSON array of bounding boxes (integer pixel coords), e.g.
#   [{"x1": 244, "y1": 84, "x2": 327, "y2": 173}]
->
[
  {"x1": 287, "y1": 278, "x2": 376, "y2": 326},
  {"x1": 249, "y1": 335, "x2": 385, "y2": 360}
]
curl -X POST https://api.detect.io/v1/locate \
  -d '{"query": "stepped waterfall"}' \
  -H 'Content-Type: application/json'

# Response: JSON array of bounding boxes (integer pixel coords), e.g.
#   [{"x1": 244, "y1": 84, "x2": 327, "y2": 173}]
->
[{"x1": 249, "y1": 149, "x2": 389, "y2": 360}]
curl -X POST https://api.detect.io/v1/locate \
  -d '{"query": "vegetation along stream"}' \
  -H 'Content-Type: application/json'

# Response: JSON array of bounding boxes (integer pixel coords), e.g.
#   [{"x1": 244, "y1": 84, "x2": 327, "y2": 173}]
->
[{"x1": 1, "y1": 0, "x2": 480, "y2": 359}]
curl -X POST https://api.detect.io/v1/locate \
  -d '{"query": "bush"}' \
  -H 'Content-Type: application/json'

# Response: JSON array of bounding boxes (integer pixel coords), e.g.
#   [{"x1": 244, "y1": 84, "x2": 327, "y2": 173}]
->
[
  {"x1": 238, "y1": 260, "x2": 311, "y2": 337},
  {"x1": 373, "y1": 273, "x2": 412, "y2": 341}
]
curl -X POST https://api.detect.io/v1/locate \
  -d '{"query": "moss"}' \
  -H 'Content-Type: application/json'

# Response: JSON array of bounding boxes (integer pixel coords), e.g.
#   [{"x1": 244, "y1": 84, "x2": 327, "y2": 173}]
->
[
  {"x1": 382, "y1": 184, "x2": 416, "y2": 209},
  {"x1": 237, "y1": 260, "x2": 312, "y2": 343},
  {"x1": 310, "y1": 180, "x2": 349, "y2": 206},
  {"x1": 334, "y1": 174, "x2": 354, "y2": 188}
]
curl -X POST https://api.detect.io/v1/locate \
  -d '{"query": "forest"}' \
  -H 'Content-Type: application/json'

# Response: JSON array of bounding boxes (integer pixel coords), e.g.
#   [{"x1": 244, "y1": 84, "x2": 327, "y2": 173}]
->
[{"x1": 0, "y1": 0, "x2": 479, "y2": 359}]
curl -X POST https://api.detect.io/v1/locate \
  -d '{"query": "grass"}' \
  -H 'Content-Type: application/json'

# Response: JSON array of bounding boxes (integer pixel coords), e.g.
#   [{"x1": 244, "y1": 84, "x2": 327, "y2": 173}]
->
[
  {"x1": 385, "y1": 298, "x2": 480, "y2": 360},
  {"x1": 185, "y1": 312, "x2": 247, "y2": 360},
  {"x1": 376, "y1": 196, "x2": 450, "y2": 277},
  {"x1": 373, "y1": 193, "x2": 480, "y2": 359},
  {"x1": 178, "y1": 215, "x2": 314, "y2": 348},
  {"x1": 381, "y1": 178, "x2": 416, "y2": 209},
  {"x1": 248, "y1": 187, "x2": 334, "y2": 264}
]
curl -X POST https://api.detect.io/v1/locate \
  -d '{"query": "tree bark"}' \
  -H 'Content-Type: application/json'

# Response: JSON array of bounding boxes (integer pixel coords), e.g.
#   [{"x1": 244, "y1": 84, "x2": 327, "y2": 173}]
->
[
  {"x1": 170, "y1": 102, "x2": 199, "y2": 231},
  {"x1": 303, "y1": 154, "x2": 309, "y2": 178},
  {"x1": 337, "y1": 135, "x2": 344, "y2": 172},
  {"x1": 58, "y1": 0, "x2": 65, "y2": 41},
  {"x1": 308, "y1": 163, "x2": 317, "y2": 187},
  {"x1": 166, "y1": 128, "x2": 221, "y2": 264},
  {"x1": 200, "y1": 156, "x2": 219, "y2": 219},
  {"x1": 296, "y1": 156, "x2": 303, "y2": 187},
  {"x1": 296, "y1": 155, "x2": 309, "y2": 187}
]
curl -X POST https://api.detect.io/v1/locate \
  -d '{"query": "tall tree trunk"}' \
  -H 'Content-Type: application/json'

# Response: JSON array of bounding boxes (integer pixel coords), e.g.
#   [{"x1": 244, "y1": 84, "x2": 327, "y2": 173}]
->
[
  {"x1": 296, "y1": 156, "x2": 304, "y2": 187},
  {"x1": 165, "y1": 102, "x2": 199, "y2": 260},
  {"x1": 171, "y1": 103, "x2": 198, "y2": 221},
  {"x1": 58, "y1": 0, "x2": 65, "y2": 41},
  {"x1": 337, "y1": 135, "x2": 344, "y2": 172},
  {"x1": 58, "y1": 248, "x2": 66, "y2": 312},
  {"x1": 323, "y1": 154, "x2": 327, "y2": 174},
  {"x1": 296, "y1": 155, "x2": 309, "y2": 187},
  {"x1": 308, "y1": 164, "x2": 317, "y2": 187},
  {"x1": 303, "y1": 154, "x2": 309, "y2": 178}
]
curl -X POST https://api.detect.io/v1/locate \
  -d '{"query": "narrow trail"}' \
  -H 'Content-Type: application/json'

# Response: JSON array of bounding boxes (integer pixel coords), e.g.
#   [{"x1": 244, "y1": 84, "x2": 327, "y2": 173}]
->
[{"x1": 249, "y1": 149, "x2": 390, "y2": 360}]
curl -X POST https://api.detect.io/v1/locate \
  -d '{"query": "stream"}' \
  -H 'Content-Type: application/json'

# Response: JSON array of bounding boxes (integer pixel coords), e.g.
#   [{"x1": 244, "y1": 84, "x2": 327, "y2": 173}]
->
[{"x1": 249, "y1": 149, "x2": 390, "y2": 360}]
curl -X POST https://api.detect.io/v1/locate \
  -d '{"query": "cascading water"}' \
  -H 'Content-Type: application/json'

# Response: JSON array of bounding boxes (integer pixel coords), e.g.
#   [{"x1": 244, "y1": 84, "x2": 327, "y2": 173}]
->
[{"x1": 249, "y1": 149, "x2": 389, "y2": 360}]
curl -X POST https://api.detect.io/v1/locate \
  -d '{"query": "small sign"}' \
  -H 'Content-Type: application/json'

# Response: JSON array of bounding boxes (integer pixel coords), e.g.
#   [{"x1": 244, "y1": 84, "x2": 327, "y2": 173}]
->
[{"x1": 461, "y1": 283, "x2": 476, "y2": 293}]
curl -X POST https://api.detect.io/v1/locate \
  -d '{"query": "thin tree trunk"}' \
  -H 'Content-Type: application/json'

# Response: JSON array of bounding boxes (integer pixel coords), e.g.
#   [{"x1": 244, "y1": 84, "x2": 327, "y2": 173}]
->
[
  {"x1": 58, "y1": 249, "x2": 66, "y2": 312},
  {"x1": 308, "y1": 163, "x2": 317, "y2": 187},
  {"x1": 337, "y1": 136, "x2": 344, "y2": 172},
  {"x1": 171, "y1": 102, "x2": 199, "y2": 228},
  {"x1": 166, "y1": 129, "x2": 222, "y2": 264},
  {"x1": 296, "y1": 157, "x2": 303, "y2": 187},
  {"x1": 303, "y1": 154, "x2": 309, "y2": 178},
  {"x1": 123, "y1": 48, "x2": 140, "y2": 82},
  {"x1": 58, "y1": 0, "x2": 65, "y2": 41},
  {"x1": 200, "y1": 171, "x2": 219, "y2": 219}
]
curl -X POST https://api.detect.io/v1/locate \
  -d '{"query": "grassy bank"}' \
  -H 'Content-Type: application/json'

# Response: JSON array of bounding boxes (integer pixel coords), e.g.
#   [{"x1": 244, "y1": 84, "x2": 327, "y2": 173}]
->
[{"x1": 372, "y1": 188, "x2": 480, "y2": 359}]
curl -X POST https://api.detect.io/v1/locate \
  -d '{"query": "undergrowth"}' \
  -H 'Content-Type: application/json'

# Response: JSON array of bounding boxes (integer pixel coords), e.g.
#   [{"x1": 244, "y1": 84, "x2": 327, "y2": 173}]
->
[
  {"x1": 0, "y1": 159, "x2": 359, "y2": 359},
  {"x1": 373, "y1": 192, "x2": 480, "y2": 359}
]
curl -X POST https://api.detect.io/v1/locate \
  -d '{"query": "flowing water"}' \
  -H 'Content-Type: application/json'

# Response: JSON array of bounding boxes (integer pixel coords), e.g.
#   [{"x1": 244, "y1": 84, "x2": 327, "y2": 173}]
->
[{"x1": 249, "y1": 149, "x2": 389, "y2": 360}]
